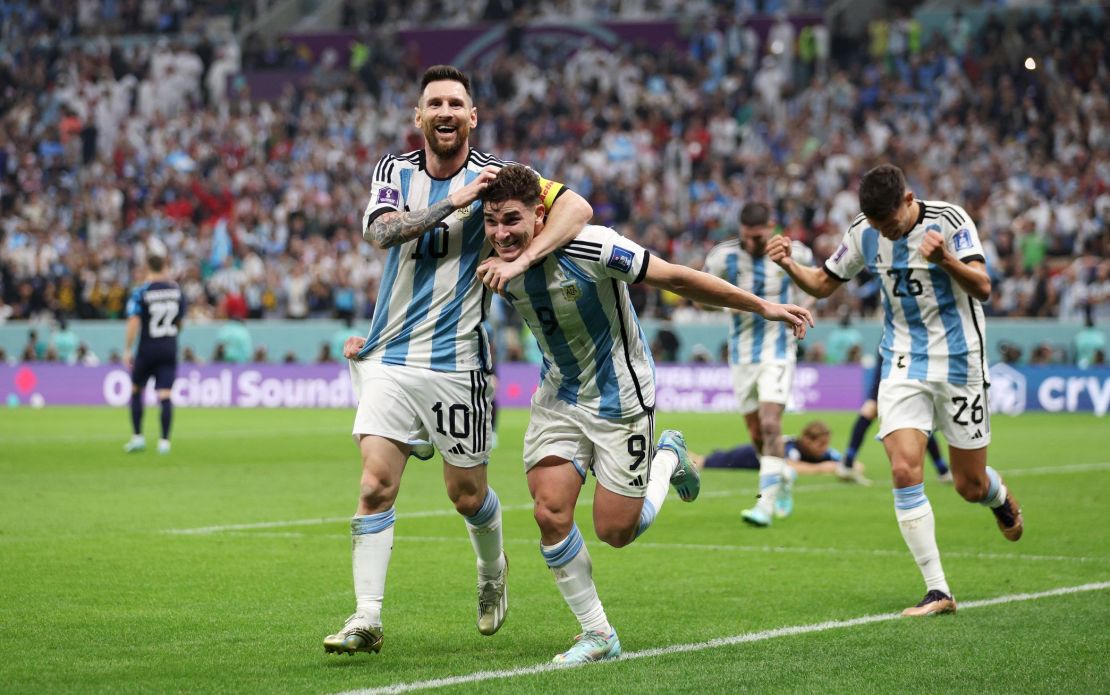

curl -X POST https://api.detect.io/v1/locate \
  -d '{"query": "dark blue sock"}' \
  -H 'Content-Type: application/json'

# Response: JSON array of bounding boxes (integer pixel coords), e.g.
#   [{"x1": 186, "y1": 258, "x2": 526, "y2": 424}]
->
[
  {"x1": 130, "y1": 392, "x2": 143, "y2": 435},
  {"x1": 926, "y1": 435, "x2": 948, "y2": 474},
  {"x1": 843, "y1": 415, "x2": 873, "y2": 468},
  {"x1": 160, "y1": 398, "x2": 173, "y2": 440}
]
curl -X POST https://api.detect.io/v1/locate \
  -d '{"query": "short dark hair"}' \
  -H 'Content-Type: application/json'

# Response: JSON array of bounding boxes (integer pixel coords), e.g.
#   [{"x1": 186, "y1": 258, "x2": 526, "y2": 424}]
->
[
  {"x1": 740, "y1": 201, "x2": 771, "y2": 227},
  {"x1": 859, "y1": 164, "x2": 906, "y2": 221},
  {"x1": 421, "y1": 65, "x2": 471, "y2": 96},
  {"x1": 481, "y1": 164, "x2": 541, "y2": 207},
  {"x1": 148, "y1": 255, "x2": 165, "y2": 272}
]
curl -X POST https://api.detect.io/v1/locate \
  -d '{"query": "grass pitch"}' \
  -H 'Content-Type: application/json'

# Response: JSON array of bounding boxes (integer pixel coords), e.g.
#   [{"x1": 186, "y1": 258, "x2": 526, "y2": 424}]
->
[{"x1": 1, "y1": 407, "x2": 1107, "y2": 694}]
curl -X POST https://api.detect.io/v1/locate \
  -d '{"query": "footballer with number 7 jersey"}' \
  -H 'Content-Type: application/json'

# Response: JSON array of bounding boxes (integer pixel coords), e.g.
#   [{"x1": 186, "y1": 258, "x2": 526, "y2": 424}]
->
[
  {"x1": 324, "y1": 65, "x2": 594, "y2": 657},
  {"x1": 766, "y1": 163, "x2": 1023, "y2": 618}
]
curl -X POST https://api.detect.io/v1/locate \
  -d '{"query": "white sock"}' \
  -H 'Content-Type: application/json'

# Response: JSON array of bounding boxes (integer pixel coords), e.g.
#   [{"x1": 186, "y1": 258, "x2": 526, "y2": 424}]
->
[
  {"x1": 635, "y1": 449, "x2": 678, "y2": 538},
  {"x1": 981, "y1": 466, "x2": 1007, "y2": 508},
  {"x1": 464, "y1": 488, "x2": 505, "y2": 580},
  {"x1": 894, "y1": 485, "x2": 950, "y2": 596},
  {"x1": 757, "y1": 456, "x2": 786, "y2": 515},
  {"x1": 352, "y1": 509, "x2": 395, "y2": 625},
  {"x1": 541, "y1": 525, "x2": 610, "y2": 634}
]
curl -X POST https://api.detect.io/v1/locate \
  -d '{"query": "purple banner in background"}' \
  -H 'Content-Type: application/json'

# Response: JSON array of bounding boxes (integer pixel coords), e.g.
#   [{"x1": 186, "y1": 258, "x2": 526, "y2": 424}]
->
[
  {"x1": 495, "y1": 363, "x2": 862, "y2": 411},
  {"x1": 0, "y1": 365, "x2": 357, "y2": 408},
  {"x1": 0, "y1": 363, "x2": 862, "y2": 411},
  {"x1": 8, "y1": 363, "x2": 1105, "y2": 414}
]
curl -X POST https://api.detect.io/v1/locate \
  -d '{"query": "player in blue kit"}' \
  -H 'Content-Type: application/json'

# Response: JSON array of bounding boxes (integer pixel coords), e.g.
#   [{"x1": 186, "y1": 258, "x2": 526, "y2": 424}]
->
[
  {"x1": 477, "y1": 165, "x2": 812, "y2": 663},
  {"x1": 694, "y1": 420, "x2": 847, "y2": 473},
  {"x1": 691, "y1": 420, "x2": 863, "y2": 516},
  {"x1": 324, "y1": 66, "x2": 594, "y2": 656},
  {"x1": 767, "y1": 164, "x2": 1023, "y2": 617},
  {"x1": 122, "y1": 253, "x2": 185, "y2": 455}
]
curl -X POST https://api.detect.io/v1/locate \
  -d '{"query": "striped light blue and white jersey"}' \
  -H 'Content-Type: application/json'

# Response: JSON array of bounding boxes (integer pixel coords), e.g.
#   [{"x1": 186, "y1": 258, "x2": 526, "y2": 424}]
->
[
  {"x1": 502, "y1": 225, "x2": 655, "y2": 420},
  {"x1": 704, "y1": 239, "x2": 813, "y2": 365},
  {"x1": 357, "y1": 148, "x2": 565, "y2": 372},
  {"x1": 824, "y1": 199, "x2": 989, "y2": 385}
]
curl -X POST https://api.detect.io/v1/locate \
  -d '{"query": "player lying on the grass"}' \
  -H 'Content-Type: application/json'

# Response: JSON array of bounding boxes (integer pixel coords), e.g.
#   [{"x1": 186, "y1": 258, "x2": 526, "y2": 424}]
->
[
  {"x1": 766, "y1": 163, "x2": 1022, "y2": 618},
  {"x1": 476, "y1": 164, "x2": 813, "y2": 664},
  {"x1": 692, "y1": 420, "x2": 859, "y2": 472},
  {"x1": 690, "y1": 420, "x2": 867, "y2": 519}
]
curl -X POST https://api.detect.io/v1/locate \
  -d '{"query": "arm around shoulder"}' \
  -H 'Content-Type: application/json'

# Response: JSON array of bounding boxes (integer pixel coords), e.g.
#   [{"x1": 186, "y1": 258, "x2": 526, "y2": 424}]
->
[{"x1": 524, "y1": 189, "x2": 593, "y2": 262}]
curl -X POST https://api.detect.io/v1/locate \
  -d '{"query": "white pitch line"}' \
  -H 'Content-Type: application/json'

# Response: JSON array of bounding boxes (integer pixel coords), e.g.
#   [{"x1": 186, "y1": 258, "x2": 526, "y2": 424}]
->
[
  {"x1": 162, "y1": 460, "x2": 1110, "y2": 536},
  {"x1": 214, "y1": 531, "x2": 1107, "y2": 565},
  {"x1": 1003, "y1": 462, "x2": 1110, "y2": 476},
  {"x1": 334, "y1": 581, "x2": 1110, "y2": 695},
  {"x1": 163, "y1": 504, "x2": 538, "y2": 535},
  {"x1": 163, "y1": 490, "x2": 745, "y2": 535}
]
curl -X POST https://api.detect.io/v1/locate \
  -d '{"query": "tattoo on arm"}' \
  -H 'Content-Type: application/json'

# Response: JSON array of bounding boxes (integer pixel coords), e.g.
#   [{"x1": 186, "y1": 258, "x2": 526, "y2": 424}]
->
[{"x1": 366, "y1": 198, "x2": 455, "y2": 247}]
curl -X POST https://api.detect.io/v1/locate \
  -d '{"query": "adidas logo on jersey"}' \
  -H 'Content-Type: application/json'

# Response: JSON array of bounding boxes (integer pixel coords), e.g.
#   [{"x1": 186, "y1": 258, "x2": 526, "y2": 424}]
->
[
  {"x1": 971, "y1": 429, "x2": 983, "y2": 439},
  {"x1": 629, "y1": 475, "x2": 644, "y2": 487},
  {"x1": 447, "y1": 443, "x2": 467, "y2": 455}
]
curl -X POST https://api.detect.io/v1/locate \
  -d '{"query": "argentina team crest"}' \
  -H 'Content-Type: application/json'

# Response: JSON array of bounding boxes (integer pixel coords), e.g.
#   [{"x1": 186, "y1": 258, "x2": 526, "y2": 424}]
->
[
  {"x1": 560, "y1": 279, "x2": 582, "y2": 301},
  {"x1": 456, "y1": 202, "x2": 476, "y2": 219}
]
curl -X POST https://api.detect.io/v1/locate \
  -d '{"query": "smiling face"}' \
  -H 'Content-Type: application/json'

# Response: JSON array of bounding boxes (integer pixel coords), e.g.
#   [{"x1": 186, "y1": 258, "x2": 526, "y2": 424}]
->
[
  {"x1": 416, "y1": 79, "x2": 476, "y2": 160},
  {"x1": 483, "y1": 198, "x2": 545, "y2": 263}
]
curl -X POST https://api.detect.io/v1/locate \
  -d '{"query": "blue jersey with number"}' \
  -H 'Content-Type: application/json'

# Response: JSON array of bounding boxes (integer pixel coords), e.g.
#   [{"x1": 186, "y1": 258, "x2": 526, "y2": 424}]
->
[
  {"x1": 126, "y1": 280, "x2": 185, "y2": 360},
  {"x1": 823, "y1": 200, "x2": 988, "y2": 385}
]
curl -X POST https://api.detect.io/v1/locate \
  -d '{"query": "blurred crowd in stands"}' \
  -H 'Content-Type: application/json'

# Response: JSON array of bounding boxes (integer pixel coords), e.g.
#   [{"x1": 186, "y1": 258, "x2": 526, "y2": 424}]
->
[{"x1": 0, "y1": 1, "x2": 1107, "y2": 365}]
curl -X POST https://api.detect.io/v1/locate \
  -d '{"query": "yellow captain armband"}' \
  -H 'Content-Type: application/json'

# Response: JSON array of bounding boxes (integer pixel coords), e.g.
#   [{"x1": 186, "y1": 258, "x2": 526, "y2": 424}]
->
[{"x1": 537, "y1": 176, "x2": 567, "y2": 211}]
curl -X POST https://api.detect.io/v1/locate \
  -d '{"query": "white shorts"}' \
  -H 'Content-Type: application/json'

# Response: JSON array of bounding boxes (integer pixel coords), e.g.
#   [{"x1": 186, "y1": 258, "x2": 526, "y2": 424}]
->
[
  {"x1": 523, "y1": 388, "x2": 655, "y2": 498},
  {"x1": 730, "y1": 361, "x2": 795, "y2": 413},
  {"x1": 877, "y1": 379, "x2": 991, "y2": 450},
  {"x1": 349, "y1": 360, "x2": 493, "y2": 468}
]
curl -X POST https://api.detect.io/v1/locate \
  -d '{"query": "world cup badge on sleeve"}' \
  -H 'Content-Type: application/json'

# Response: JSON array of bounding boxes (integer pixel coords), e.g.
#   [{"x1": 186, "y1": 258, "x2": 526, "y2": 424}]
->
[
  {"x1": 606, "y1": 246, "x2": 634, "y2": 273},
  {"x1": 376, "y1": 186, "x2": 400, "y2": 207}
]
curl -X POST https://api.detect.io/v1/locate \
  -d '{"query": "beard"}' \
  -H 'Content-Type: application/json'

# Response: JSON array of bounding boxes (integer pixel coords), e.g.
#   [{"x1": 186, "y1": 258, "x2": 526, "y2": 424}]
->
[{"x1": 424, "y1": 121, "x2": 469, "y2": 159}]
